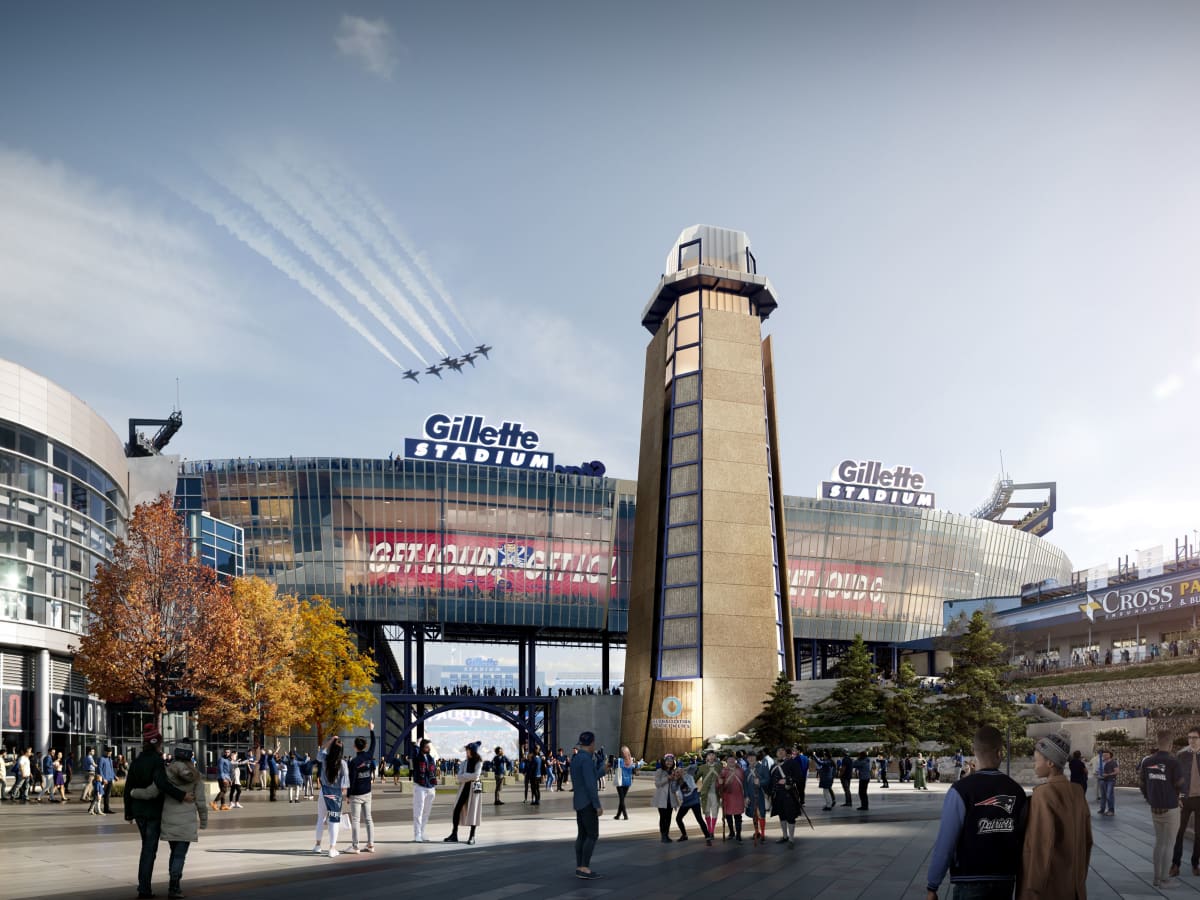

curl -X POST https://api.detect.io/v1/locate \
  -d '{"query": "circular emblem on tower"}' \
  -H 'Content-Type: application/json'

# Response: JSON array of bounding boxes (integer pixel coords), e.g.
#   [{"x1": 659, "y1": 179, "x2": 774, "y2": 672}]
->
[{"x1": 661, "y1": 696, "x2": 683, "y2": 718}]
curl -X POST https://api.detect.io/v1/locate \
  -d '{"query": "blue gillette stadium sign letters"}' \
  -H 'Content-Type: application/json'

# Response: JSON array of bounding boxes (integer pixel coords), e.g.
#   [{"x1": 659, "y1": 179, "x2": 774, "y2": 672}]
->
[
  {"x1": 820, "y1": 459, "x2": 935, "y2": 508},
  {"x1": 406, "y1": 414, "x2": 553, "y2": 470}
]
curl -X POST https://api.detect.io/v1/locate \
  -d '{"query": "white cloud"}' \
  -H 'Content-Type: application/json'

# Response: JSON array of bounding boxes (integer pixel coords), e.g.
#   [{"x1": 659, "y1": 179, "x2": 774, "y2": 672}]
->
[
  {"x1": 1152, "y1": 373, "x2": 1184, "y2": 400},
  {"x1": 334, "y1": 15, "x2": 398, "y2": 80},
  {"x1": 0, "y1": 146, "x2": 247, "y2": 367}
]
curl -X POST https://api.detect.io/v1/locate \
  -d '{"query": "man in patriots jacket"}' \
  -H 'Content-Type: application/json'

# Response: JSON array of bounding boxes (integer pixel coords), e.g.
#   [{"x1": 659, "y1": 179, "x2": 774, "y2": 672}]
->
[{"x1": 926, "y1": 726, "x2": 1028, "y2": 900}]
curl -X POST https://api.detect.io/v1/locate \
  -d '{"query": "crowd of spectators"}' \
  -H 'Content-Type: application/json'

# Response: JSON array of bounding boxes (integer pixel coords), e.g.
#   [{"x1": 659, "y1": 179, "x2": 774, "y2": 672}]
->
[
  {"x1": 1015, "y1": 637, "x2": 1200, "y2": 674},
  {"x1": 404, "y1": 683, "x2": 621, "y2": 697},
  {"x1": 1017, "y1": 671, "x2": 1200, "y2": 719}
]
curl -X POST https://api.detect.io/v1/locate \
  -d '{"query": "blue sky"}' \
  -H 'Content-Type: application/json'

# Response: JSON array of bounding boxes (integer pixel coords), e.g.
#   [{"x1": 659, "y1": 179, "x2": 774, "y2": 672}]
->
[{"x1": 2, "y1": 0, "x2": 1198, "y2": 586}]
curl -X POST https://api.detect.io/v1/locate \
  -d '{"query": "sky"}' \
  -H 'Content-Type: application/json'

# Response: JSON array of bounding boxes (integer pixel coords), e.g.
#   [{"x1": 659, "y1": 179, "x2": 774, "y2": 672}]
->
[{"x1": 2, "y1": 0, "x2": 1199, "y2": 617}]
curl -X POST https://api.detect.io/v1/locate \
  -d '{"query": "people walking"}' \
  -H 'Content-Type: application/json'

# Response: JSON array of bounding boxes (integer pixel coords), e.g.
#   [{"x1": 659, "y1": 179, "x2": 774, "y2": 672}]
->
[
  {"x1": 125, "y1": 723, "x2": 192, "y2": 900},
  {"x1": 229, "y1": 752, "x2": 244, "y2": 808},
  {"x1": 614, "y1": 746, "x2": 634, "y2": 820},
  {"x1": 817, "y1": 751, "x2": 836, "y2": 810},
  {"x1": 524, "y1": 748, "x2": 542, "y2": 806},
  {"x1": 855, "y1": 752, "x2": 872, "y2": 811},
  {"x1": 570, "y1": 731, "x2": 603, "y2": 879},
  {"x1": 925, "y1": 726, "x2": 1028, "y2": 900},
  {"x1": 913, "y1": 752, "x2": 927, "y2": 790},
  {"x1": 347, "y1": 721, "x2": 377, "y2": 853},
  {"x1": 1068, "y1": 750, "x2": 1089, "y2": 793},
  {"x1": 128, "y1": 738, "x2": 208, "y2": 900},
  {"x1": 1019, "y1": 732, "x2": 1092, "y2": 900},
  {"x1": 213, "y1": 749, "x2": 232, "y2": 811},
  {"x1": 839, "y1": 751, "x2": 854, "y2": 806},
  {"x1": 312, "y1": 735, "x2": 349, "y2": 857},
  {"x1": 284, "y1": 751, "x2": 304, "y2": 802},
  {"x1": 1139, "y1": 729, "x2": 1184, "y2": 889},
  {"x1": 1097, "y1": 749, "x2": 1118, "y2": 816},
  {"x1": 718, "y1": 753, "x2": 745, "y2": 842},
  {"x1": 676, "y1": 762, "x2": 714, "y2": 845},
  {"x1": 769, "y1": 747, "x2": 801, "y2": 845},
  {"x1": 411, "y1": 738, "x2": 438, "y2": 842},
  {"x1": 697, "y1": 750, "x2": 721, "y2": 838},
  {"x1": 654, "y1": 755, "x2": 680, "y2": 842},
  {"x1": 491, "y1": 746, "x2": 510, "y2": 805},
  {"x1": 1171, "y1": 724, "x2": 1200, "y2": 879},
  {"x1": 99, "y1": 747, "x2": 117, "y2": 814},
  {"x1": 744, "y1": 751, "x2": 770, "y2": 844},
  {"x1": 445, "y1": 741, "x2": 483, "y2": 845}
]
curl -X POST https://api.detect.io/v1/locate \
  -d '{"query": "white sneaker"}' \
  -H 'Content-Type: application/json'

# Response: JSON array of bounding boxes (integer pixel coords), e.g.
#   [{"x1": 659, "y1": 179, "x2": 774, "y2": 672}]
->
[
  {"x1": 329, "y1": 848, "x2": 339, "y2": 858},
  {"x1": 312, "y1": 844, "x2": 322, "y2": 853},
  {"x1": 345, "y1": 846, "x2": 360, "y2": 854}
]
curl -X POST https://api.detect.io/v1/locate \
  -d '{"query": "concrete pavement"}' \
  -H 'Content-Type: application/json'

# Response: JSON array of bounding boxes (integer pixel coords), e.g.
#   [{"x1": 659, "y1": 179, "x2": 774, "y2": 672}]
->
[{"x1": 4, "y1": 778, "x2": 1199, "y2": 899}]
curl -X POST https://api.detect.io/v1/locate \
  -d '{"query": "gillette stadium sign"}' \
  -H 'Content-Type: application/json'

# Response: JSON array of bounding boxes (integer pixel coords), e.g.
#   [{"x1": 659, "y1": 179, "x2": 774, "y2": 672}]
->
[
  {"x1": 405, "y1": 414, "x2": 554, "y2": 471},
  {"x1": 820, "y1": 459, "x2": 935, "y2": 508}
]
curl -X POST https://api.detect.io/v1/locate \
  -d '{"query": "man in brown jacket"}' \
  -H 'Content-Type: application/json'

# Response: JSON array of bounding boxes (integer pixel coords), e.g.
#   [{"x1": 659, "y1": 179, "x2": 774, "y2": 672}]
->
[{"x1": 1020, "y1": 732, "x2": 1092, "y2": 899}]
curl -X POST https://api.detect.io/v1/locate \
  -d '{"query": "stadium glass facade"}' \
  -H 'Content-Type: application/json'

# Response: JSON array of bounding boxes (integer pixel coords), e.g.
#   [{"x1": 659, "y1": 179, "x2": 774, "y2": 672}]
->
[
  {"x1": 178, "y1": 457, "x2": 1071, "y2": 655},
  {"x1": 177, "y1": 458, "x2": 634, "y2": 637},
  {"x1": 783, "y1": 496, "x2": 1073, "y2": 645}
]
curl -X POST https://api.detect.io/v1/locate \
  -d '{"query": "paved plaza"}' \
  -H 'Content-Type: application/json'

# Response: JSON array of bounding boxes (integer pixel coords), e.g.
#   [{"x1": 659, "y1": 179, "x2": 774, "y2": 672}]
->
[{"x1": 5, "y1": 779, "x2": 1198, "y2": 899}]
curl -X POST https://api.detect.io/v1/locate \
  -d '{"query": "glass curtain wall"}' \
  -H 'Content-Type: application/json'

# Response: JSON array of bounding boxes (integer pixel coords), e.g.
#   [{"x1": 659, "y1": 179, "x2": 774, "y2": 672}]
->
[
  {"x1": 782, "y1": 496, "x2": 1073, "y2": 643},
  {"x1": 180, "y1": 458, "x2": 628, "y2": 633},
  {"x1": 0, "y1": 420, "x2": 126, "y2": 633}
]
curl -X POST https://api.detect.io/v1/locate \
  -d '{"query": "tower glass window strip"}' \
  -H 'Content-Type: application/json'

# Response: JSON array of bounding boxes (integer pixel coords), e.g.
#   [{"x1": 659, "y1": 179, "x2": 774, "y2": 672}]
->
[{"x1": 657, "y1": 287, "x2": 703, "y2": 680}]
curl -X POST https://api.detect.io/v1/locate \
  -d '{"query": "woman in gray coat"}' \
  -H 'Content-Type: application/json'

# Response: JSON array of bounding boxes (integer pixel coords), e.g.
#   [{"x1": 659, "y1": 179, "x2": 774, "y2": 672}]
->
[{"x1": 130, "y1": 739, "x2": 208, "y2": 900}]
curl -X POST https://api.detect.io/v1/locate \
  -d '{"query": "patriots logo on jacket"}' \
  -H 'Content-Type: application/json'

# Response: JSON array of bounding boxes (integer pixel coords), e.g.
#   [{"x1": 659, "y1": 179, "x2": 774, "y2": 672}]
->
[{"x1": 975, "y1": 795, "x2": 1017, "y2": 815}]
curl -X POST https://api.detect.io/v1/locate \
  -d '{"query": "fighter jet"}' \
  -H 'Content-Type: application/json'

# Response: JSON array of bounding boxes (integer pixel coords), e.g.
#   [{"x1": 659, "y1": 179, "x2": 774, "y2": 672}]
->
[
  {"x1": 475, "y1": 344, "x2": 493, "y2": 359},
  {"x1": 443, "y1": 357, "x2": 465, "y2": 373},
  {"x1": 424, "y1": 364, "x2": 444, "y2": 380},
  {"x1": 460, "y1": 352, "x2": 478, "y2": 367},
  {"x1": 403, "y1": 370, "x2": 420, "y2": 383}
]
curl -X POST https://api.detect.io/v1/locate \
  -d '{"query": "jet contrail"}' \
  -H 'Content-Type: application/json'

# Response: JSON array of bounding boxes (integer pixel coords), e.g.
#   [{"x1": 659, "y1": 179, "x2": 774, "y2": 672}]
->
[
  {"x1": 174, "y1": 181, "x2": 405, "y2": 369},
  {"x1": 207, "y1": 161, "x2": 428, "y2": 364},
  {"x1": 292, "y1": 154, "x2": 467, "y2": 348},
  {"x1": 241, "y1": 154, "x2": 450, "y2": 358}
]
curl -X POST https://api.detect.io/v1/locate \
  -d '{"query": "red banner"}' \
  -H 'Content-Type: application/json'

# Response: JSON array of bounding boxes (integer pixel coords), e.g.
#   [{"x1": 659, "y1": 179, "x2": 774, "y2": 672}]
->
[
  {"x1": 367, "y1": 531, "x2": 614, "y2": 600},
  {"x1": 787, "y1": 560, "x2": 887, "y2": 615}
]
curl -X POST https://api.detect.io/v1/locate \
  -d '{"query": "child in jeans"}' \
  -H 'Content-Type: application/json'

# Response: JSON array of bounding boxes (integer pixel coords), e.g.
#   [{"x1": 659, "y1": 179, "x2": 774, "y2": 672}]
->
[{"x1": 88, "y1": 778, "x2": 104, "y2": 815}]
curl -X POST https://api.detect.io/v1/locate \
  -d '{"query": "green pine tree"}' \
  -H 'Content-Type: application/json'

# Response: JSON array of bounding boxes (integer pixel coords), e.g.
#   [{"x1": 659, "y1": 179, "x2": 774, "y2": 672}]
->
[
  {"x1": 882, "y1": 660, "x2": 927, "y2": 752},
  {"x1": 937, "y1": 610, "x2": 1020, "y2": 749},
  {"x1": 753, "y1": 672, "x2": 807, "y2": 750},
  {"x1": 828, "y1": 634, "x2": 882, "y2": 720}
]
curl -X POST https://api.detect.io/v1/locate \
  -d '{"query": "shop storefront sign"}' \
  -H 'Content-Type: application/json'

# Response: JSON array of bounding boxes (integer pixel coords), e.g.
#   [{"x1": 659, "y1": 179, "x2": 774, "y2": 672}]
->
[
  {"x1": 820, "y1": 459, "x2": 935, "y2": 508},
  {"x1": 1079, "y1": 573, "x2": 1200, "y2": 622}
]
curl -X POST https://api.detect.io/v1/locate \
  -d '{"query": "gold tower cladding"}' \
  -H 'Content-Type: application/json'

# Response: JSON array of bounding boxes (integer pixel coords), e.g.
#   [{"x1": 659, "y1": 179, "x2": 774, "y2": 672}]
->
[{"x1": 622, "y1": 225, "x2": 795, "y2": 761}]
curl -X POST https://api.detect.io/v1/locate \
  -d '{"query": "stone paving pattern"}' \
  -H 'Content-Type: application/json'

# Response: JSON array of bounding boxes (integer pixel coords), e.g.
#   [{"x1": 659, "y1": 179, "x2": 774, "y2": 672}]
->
[{"x1": 5, "y1": 779, "x2": 1199, "y2": 899}]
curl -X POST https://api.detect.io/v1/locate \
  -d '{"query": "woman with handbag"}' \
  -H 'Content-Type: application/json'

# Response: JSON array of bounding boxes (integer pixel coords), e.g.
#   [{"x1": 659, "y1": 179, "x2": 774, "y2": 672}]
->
[
  {"x1": 313, "y1": 736, "x2": 349, "y2": 857},
  {"x1": 653, "y1": 755, "x2": 680, "y2": 842},
  {"x1": 445, "y1": 741, "x2": 483, "y2": 845}
]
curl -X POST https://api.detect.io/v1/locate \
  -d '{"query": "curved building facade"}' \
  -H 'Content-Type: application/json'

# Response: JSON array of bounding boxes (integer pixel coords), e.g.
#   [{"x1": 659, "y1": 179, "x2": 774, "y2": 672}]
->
[
  {"x1": 1, "y1": 360, "x2": 126, "y2": 753},
  {"x1": 176, "y1": 458, "x2": 634, "y2": 639},
  {"x1": 783, "y1": 496, "x2": 1073, "y2": 647}
]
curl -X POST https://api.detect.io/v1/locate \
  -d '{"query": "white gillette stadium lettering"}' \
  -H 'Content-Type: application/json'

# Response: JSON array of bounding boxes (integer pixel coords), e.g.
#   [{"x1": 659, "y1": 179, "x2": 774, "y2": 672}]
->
[
  {"x1": 821, "y1": 459, "x2": 935, "y2": 508},
  {"x1": 404, "y1": 413, "x2": 554, "y2": 471}
]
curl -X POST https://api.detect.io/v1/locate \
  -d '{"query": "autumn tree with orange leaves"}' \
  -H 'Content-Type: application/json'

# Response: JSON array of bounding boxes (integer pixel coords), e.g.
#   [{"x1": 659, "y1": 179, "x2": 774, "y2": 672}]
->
[
  {"x1": 73, "y1": 494, "x2": 236, "y2": 728},
  {"x1": 198, "y1": 577, "x2": 310, "y2": 746},
  {"x1": 295, "y1": 594, "x2": 377, "y2": 743}
]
